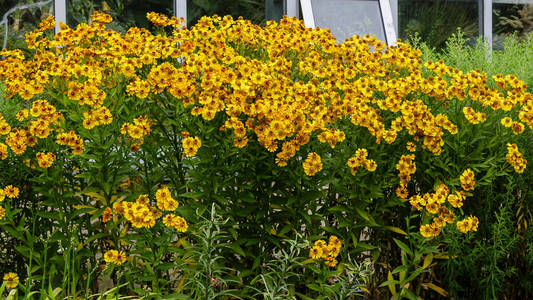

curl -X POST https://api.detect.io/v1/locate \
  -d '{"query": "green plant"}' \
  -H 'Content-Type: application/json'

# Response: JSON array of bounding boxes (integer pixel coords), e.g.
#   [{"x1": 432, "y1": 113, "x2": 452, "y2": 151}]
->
[
  {"x1": 400, "y1": 0, "x2": 478, "y2": 49},
  {"x1": 414, "y1": 31, "x2": 533, "y2": 300},
  {"x1": 175, "y1": 204, "x2": 241, "y2": 299}
]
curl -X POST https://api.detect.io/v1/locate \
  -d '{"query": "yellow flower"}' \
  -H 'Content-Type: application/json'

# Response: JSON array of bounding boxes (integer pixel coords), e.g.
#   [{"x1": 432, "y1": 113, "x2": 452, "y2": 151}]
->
[
  {"x1": 309, "y1": 246, "x2": 323, "y2": 259},
  {"x1": 115, "y1": 251, "x2": 128, "y2": 265},
  {"x1": 456, "y1": 219, "x2": 472, "y2": 233},
  {"x1": 324, "y1": 257, "x2": 338, "y2": 267},
  {"x1": 4, "y1": 185, "x2": 19, "y2": 198},
  {"x1": 0, "y1": 143, "x2": 7, "y2": 160},
  {"x1": 171, "y1": 216, "x2": 188, "y2": 232},
  {"x1": 162, "y1": 214, "x2": 175, "y2": 227},
  {"x1": 303, "y1": 152, "x2": 322, "y2": 176},
  {"x1": 156, "y1": 187, "x2": 178, "y2": 211},
  {"x1": 3, "y1": 272, "x2": 19, "y2": 288},
  {"x1": 104, "y1": 250, "x2": 127, "y2": 265},
  {"x1": 0, "y1": 206, "x2": 5, "y2": 220},
  {"x1": 36, "y1": 152, "x2": 56, "y2": 168},
  {"x1": 500, "y1": 117, "x2": 513, "y2": 127},
  {"x1": 420, "y1": 223, "x2": 440, "y2": 238},
  {"x1": 91, "y1": 11, "x2": 113, "y2": 24},
  {"x1": 506, "y1": 143, "x2": 527, "y2": 173},
  {"x1": 102, "y1": 207, "x2": 112, "y2": 222},
  {"x1": 104, "y1": 250, "x2": 117, "y2": 263},
  {"x1": 406, "y1": 142, "x2": 417, "y2": 152},
  {"x1": 460, "y1": 169, "x2": 475, "y2": 191},
  {"x1": 183, "y1": 136, "x2": 202, "y2": 157},
  {"x1": 447, "y1": 193, "x2": 463, "y2": 208},
  {"x1": 511, "y1": 122, "x2": 524, "y2": 135}
]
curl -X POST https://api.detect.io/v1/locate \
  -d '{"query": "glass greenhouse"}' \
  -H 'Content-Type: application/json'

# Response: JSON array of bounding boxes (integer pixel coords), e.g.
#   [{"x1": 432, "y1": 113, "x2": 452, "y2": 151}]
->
[{"x1": 3, "y1": 0, "x2": 533, "y2": 50}]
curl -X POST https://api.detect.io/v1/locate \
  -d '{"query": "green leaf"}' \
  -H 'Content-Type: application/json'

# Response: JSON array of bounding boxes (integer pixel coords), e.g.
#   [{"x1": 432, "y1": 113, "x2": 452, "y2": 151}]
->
[
  {"x1": 393, "y1": 238, "x2": 413, "y2": 257},
  {"x1": 384, "y1": 226, "x2": 408, "y2": 235},
  {"x1": 231, "y1": 244, "x2": 246, "y2": 257},
  {"x1": 401, "y1": 287, "x2": 420, "y2": 300},
  {"x1": 306, "y1": 283, "x2": 322, "y2": 292},
  {"x1": 392, "y1": 265, "x2": 409, "y2": 274},
  {"x1": 179, "y1": 192, "x2": 204, "y2": 199},
  {"x1": 83, "y1": 233, "x2": 109, "y2": 246},
  {"x1": 401, "y1": 268, "x2": 425, "y2": 286},
  {"x1": 1, "y1": 225, "x2": 25, "y2": 242},
  {"x1": 422, "y1": 253, "x2": 433, "y2": 269},
  {"x1": 424, "y1": 282, "x2": 449, "y2": 297}
]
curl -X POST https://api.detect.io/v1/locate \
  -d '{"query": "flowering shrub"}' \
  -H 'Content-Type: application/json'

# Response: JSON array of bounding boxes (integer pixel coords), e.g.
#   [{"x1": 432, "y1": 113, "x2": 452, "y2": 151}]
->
[{"x1": 0, "y1": 11, "x2": 531, "y2": 298}]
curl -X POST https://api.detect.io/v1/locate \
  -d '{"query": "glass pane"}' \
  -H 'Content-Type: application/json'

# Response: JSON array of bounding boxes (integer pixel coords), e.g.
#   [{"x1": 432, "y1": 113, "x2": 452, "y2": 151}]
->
[
  {"x1": 187, "y1": 0, "x2": 265, "y2": 27},
  {"x1": 66, "y1": 1, "x2": 173, "y2": 31},
  {"x1": 493, "y1": 1, "x2": 533, "y2": 49},
  {"x1": 0, "y1": 1, "x2": 53, "y2": 50},
  {"x1": 398, "y1": 0, "x2": 479, "y2": 48},
  {"x1": 310, "y1": 0, "x2": 386, "y2": 42}
]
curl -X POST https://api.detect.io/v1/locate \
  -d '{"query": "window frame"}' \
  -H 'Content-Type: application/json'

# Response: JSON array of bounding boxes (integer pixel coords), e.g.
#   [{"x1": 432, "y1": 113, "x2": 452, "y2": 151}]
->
[{"x1": 299, "y1": 0, "x2": 398, "y2": 45}]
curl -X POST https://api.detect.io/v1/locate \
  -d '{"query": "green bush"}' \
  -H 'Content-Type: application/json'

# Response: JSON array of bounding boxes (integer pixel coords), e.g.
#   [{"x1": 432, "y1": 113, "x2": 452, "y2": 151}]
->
[
  {"x1": 414, "y1": 31, "x2": 533, "y2": 299},
  {"x1": 0, "y1": 12, "x2": 532, "y2": 299}
]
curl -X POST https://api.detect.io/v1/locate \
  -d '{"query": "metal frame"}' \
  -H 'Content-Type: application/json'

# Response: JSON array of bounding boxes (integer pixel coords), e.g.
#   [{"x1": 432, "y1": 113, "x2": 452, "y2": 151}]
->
[
  {"x1": 480, "y1": 0, "x2": 492, "y2": 52},
  {"x1": 300, "y1": 0, "x2": 397, "y2": 45},
  {"x1": 300, "y1": 0, "x2": 315, "y2": 28},
  {"x1": 390, "y1": 0, "x2": 397, "y2": 36},
  {"x1": 285, "y1": 0, "x2": 300, "y2": 18},
  {"x1": 379, "y1": 0, "x2": 397, "y2": 45},
  {"x1": 174, "y1": 0, "x2": 187, "y2": 27},
  {"x1": 54, "y1": 0, "x2": 66, "y2": 33}
]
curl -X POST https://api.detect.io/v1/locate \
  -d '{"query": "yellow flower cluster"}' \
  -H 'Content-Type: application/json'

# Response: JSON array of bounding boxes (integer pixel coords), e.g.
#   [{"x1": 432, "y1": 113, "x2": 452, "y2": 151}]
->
[
  {"x1": 303, "y1": 152, "x2": 323, "y2": 176},
  {"x1": 500, "y1": 117, "x2": 525, "y2": 135},
  {"x1": 0, "y1": 12, "x2": 529, "y2": 179},
  {"x1": 346, "y1": 148, "x2": 377, "y2": 175},
  {"x1": 120, "y1": 116, "x2": 154, "y2": 151},
  {"x1": 162, "y1": 214, "x2": 188, "y2": 232},
  {"x1": 3, "y1": 100, "x2": 64, "y2": 156},
  {"x1": 395, "y1": 154, "x2": 416, "y2": 198},
  {"x1": 146, "y1": 12, "x2": 184, "y2": 27},
  {"x1": 5, "y1": 128, "x2": 36, "y2": 155},
  {"x1": 2, "y1": 272, "x2": 19, "y2": 288},
  {"x1": 82, "y1": 106, "x2": 113, "y2": 129},
  {"x1": 447, "y1": 190, "x2": 465, "y2": 208},
  {"x1": 38, "y1": 15, "x2": 55, "y2": 31},
  {"x1": 462, "y1": 107, "x2": 486, "y2": 124},
  {"x1": 113, "y1": 194, "x2": 162, "y2": 228},
  {"x1": 36, "y1": 152, "x2": 56, "y2": 168},
  {"x1": 91, "y1": 11, "x2": 113, "y2": 24},
  {"x1": 456, "y1": 215, "x2": 479, "y2": 233},
  {"x1": 182, "y1": 136, "x2": 202, "y2": 157},
  {"x1": 103, "y1": 249, "x2": 127, "y2": 265},
  {"x1": 410, "y1": 177, "x2": 476, "y2": 237},
  {"x1": 317, "y1": 128, "x2": 346, "y2": 149},
  {"x1": 460, "y1": 168, "x2": 476, "y2": 191},
  {"x1": 156, "y1": 187, "x2": 178, "y2": 211},
  {"x1": 112, "y1": 187, "x2": 188, "y2": 232},
  {"x1": 506, "y1": 143, "x2": 527, "y2": 173},
  {"x1": 220, "y1": 117, "x2": 250, "y2": 148},
  {"x1": 56, "y1": 130, "x2": 84, "y2": 154},
  {"x1": 309, "y1": 236, "x2": 342, "y2": 267}
]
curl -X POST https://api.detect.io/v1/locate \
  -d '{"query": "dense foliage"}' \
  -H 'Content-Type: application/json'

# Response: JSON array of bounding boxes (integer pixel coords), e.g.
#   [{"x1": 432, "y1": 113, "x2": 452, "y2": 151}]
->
[
  {"x1": 0, "y1": 12, "x2": 532, "y2": 299},
  {"x1": 414, "y1": 32, "x2": 533, "y2": 300}
]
